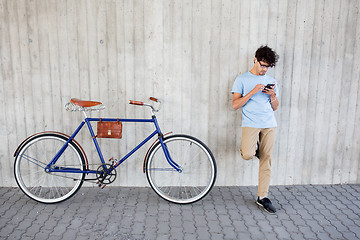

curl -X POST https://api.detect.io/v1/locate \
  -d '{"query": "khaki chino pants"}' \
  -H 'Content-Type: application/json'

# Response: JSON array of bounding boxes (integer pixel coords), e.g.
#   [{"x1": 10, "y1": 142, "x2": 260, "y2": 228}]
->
[{"x1": 240, "y1": 127, "x2": 276, "y2": 197}]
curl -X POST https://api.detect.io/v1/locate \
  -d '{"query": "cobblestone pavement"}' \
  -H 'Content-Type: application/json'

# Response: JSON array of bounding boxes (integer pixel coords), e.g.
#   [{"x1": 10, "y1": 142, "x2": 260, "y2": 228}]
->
[{"x1": 1, "y1": 185, "x2": 359, "y2": 240}]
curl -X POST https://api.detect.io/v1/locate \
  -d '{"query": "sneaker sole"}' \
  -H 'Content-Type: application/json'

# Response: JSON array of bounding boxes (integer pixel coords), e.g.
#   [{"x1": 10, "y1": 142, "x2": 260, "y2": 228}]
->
[{"x1": 256, "y1": 201, "x2": 276, "y2": 215}]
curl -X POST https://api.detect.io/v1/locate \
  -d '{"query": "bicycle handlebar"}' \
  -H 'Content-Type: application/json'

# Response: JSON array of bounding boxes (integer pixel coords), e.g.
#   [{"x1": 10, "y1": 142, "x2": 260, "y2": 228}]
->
[
  {"x1": 129, "y1": 97, "x2": 161, "y2": 114},
  {"x1": 129, "y1": 100, "x2": 144, "y2": 106}
]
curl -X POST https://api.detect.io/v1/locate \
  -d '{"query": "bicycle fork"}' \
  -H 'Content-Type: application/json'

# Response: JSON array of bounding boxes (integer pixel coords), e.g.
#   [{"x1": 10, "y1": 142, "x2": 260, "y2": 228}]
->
[
  {"x1": 152, "y1": 117, "x2": 182, "y2": 173},
  {"x1": 159, "y1": 138, "x2": 183, "y2": 173}
]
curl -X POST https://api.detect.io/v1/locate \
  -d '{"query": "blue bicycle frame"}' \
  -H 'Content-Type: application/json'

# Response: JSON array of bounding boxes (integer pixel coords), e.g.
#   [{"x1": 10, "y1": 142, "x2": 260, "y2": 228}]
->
[{"x1": 45, "y1": 116, "x2": 182, "y2": 174}]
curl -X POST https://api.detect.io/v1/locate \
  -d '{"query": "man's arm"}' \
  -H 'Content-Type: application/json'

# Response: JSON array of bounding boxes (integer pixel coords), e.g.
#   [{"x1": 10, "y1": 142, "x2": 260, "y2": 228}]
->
[
  {"x1": 269, "y1": 94, "x2": 279, "y2": 111},
  {"x1": 232, "y1": 84, "x2": 264, "y2": 110}
]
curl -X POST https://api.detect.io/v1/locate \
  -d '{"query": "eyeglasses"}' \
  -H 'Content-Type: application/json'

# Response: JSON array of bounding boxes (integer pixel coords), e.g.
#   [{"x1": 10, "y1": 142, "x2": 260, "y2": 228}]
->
[{"x1": 258, "y1": 61, "x2": 271, "y2": 69}]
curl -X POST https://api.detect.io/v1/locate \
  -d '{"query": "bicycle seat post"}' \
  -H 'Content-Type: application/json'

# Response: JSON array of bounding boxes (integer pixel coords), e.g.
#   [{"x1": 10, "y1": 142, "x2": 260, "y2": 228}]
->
[{"x1": 82, "y1": 108, "x2": 88, "y2": 119}]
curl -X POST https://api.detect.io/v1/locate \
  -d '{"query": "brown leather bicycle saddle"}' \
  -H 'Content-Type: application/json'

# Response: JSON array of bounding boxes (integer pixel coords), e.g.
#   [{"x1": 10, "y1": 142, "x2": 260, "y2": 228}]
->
[{"x1": 70, "y1": 98, "x2": 102, "y2": 108}]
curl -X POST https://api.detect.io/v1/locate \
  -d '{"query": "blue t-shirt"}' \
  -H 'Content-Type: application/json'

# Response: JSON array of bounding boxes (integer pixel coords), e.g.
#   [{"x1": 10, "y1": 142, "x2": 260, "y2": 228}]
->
[{"x1": 232, "y1": 71, "x2": 279, "y2": 128}]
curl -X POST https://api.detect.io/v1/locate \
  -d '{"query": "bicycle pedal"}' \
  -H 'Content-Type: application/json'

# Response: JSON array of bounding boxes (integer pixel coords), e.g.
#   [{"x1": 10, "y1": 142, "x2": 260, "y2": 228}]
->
[
  {"x1": 108, "y1": 157, "x2": 119, "y2": 166},
  {"x1": 96, "y1": 181, "x2": 107, "y2": 189}
]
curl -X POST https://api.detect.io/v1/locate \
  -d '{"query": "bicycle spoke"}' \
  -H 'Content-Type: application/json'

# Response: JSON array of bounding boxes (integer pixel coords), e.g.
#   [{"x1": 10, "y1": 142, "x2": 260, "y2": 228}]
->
[
  {"x1": 20, "y1": 168, "x2": 43, "y2": 180},
  {"x1": 29, "y1": 172, "x2": 47, "y2": 191},
  {"x1": 21, "y1": 154, "x2": 47, "y2": 168},
  {"x1": 148, "y1": 168, "x2": 177, "y2": 172}
]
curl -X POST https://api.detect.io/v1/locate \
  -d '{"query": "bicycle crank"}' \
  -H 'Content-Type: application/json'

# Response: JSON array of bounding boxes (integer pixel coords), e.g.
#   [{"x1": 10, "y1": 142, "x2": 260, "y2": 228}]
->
[{"x1": 96, "y1": 164, "x2": 117, "y2": 188}]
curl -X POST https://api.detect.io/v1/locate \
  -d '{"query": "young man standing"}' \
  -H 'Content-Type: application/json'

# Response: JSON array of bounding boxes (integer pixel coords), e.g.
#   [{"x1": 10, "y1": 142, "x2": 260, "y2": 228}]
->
[{"x1": 232, "y1": 45, "x2": 279, "y2": 214}]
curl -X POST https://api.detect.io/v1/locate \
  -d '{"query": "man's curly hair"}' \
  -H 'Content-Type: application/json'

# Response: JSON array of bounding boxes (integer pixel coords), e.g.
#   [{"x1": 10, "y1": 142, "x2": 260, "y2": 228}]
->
[{"x1": 255, "y1": 45, "x2": 279, "y2": 68}]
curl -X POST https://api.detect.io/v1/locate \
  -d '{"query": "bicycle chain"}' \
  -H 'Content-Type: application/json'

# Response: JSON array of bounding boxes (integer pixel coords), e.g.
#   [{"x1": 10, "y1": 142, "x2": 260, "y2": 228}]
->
[{"x1": 45, "y1": 163, "x2": 116, "y2": 185}]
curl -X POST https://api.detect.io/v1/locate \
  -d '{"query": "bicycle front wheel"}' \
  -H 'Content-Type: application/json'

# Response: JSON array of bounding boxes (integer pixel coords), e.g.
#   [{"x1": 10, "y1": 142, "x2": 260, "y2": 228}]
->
[
  {"x1": 14, "y1": 133, "x2": 85, "y2": 203},
  {"x1": 145, "y1": 134, "x2": 217, "y2": 204}
]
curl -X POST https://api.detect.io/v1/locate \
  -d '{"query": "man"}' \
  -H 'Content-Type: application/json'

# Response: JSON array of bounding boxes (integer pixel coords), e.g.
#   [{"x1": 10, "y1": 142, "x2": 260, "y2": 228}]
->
[{"x1": 232, "y1": 45, "x2": 279, "y2": 214}]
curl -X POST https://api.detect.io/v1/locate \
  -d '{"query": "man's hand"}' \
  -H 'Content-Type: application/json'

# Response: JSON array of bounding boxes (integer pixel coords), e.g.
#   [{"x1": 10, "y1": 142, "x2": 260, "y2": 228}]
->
[
  {"x1": 262, "y1": 85, "x2": 275, "y2": 97},
  {"x1": 251, "y1": 84, "x2": 265, "y2": 95},
  {"x1": 262, "y1": 82, "x2": 279, "y2": 111}
]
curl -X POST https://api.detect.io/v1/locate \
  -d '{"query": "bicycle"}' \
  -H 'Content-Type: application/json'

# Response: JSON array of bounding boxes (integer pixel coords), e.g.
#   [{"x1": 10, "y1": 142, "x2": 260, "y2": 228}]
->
[{"x1": 13, "y1": 97, "x2": 217, "y2": 204}]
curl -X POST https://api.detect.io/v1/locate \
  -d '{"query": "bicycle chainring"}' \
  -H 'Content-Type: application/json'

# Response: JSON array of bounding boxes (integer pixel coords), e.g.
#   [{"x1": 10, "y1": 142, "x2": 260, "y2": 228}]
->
[{"x1": 96, "y1": 164, "x2": 117, "y2": 185}]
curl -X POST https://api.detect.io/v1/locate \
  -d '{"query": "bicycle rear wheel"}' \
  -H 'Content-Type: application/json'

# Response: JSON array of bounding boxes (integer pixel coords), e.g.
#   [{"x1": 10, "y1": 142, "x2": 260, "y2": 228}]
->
[
  {"x1": 14, "y1": 133, "x2": 85, "y2": 203},
  {"x1": 145, "y1": 134, "x2": 216, "y2": 204}
]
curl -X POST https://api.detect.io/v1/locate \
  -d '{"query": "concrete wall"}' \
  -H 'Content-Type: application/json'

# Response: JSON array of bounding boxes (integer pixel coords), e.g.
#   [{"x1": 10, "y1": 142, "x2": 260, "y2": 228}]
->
[{"x1": 1, "y1": 0, "x2": 359, "y2": 187}]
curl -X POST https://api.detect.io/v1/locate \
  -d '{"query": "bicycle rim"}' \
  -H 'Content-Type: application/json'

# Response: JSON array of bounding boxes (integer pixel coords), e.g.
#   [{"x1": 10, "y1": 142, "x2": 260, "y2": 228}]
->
[
  {"x1": 14, "y1": 134, "x2": 85, "y2": 203},
  {"x1": 146, "y1": 135, "x2": 216, "y2": 204}
]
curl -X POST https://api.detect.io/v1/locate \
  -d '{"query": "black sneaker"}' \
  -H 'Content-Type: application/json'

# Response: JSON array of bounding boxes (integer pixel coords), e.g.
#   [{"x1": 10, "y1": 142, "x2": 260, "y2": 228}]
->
[{"x1": 256, "y1": 197, "x2": 276, "y2": 214}]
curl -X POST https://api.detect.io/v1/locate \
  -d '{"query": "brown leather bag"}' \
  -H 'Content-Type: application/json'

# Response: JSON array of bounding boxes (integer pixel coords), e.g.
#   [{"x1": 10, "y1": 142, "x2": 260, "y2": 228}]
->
[{"x1": 97, "y1": 119, "x2": 122, "y2": 139}]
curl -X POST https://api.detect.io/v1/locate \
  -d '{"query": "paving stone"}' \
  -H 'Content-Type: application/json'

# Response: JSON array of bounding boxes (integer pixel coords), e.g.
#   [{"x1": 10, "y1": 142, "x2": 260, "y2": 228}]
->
[
  {"x1": 227, "y1": 209, "x2": 242, "y2": 221},
  {"x1": 223, "y1": 226, "x2": 237, "y2": 239},
  {"x1": 170, "y1": 231, "x2": 184, "y2": 240},
  {"x1": 265, "y1": 215, "x2": 283, "y2": 227},
  {"x1": 209, "y1": 232, "x2": 224, "y2": 240},
  {"x1": 287, "y1": 214, "x2": 307, "y2": 226},
  {"x1": 248, "y1": 225, "x2": 267, "y2": 239},
  {"x1": 312, "y1": 213, "x2": 332, "y2": 225},
  {"x1": 182, "y1": 209, "x2": 194, "y2": 221},
  {"x1": 323, "y1": 225, "x2": 344, "y2": 239},
  {"x1": 214, "y1": 205, "x2": 228, "y2": 215},
  {"x1": 237, "y1": 231, "x2": 252, "y2": 239},
  {"x1": 204, "y1": 210, "x2": 218, "y2": 221},
  {"x1": 330, "y1": 220, "x2": 350, "y2": 232},
  {"x1": 242, "y1": 214, "x2": 258, "y2": 227},
  {"x1": 41, "y1": 217, "x2": 59, "y2": 230},
  {"x1": 193, "y1": 206, "x2": 205, "y2": 215},
  {"x1": 232, "y1": 220, "x2": 248, "y2": 232},
  {"x1": 196, "y1": 226, "x2": 211, "y2": 239},
  {"x1": 298, "y1": 225, "x2": 318, "y2": 239},
  {"x1": 207, "y1": 220, "x2": 222, "y2": 233},
  {"x1": 194, "y1": 215, "x2": 208, "y2": 227},
  {"x1": 7, "y1": 229, "x2": 24, "y2": 240},
  {"x1": 280, "y1": 219, "x2": 299, "y2": 233},
  {"x1": 157, "y1": 222, "x2": 170, "y2": 234},
  {"x1": 168, "y1": 215, "x2": 182, "y2": 226},
  {"x1": 218, "y1": 214, "x2": 232, "y2": 227},
  {"x1": 349, "y1": 226, "x2": 360, "y2": 237},
  {"x1": 34, "y1": 229, "x2": 52, "y2": 239},
  {"x1": 342, "y1": 209, "x2": 360, "y2": 220},
  {"x1": 342, "y1": 231, "x2": 358, "y2": 240},
  {"x1": 289, "y1": 232, "x2": 306, "y2": 240},
  {"x1": 305, "y1": 219, "x2": 326, "y2": 233},
  {"x1": 61, "y1": 229, "x2": 79, "y2": 240},
  {"x1": 315, "y1": 232, "x2": 332, "y2": 240},
  {"x1": 339, "y1": 217, "x2": 358, "y2": 227},
  {"x1": 273, "y1": 225, "x2": 292, "y2": 239},
  {"x1": 183, "y1": 232, "x2": 197, "y2": 239},
  {"x1": 24, "y1": 222, "x2": 43, "y2": 236},
  {"x1": 295, "y1": 208, "x2": 313, "y2": 220}
]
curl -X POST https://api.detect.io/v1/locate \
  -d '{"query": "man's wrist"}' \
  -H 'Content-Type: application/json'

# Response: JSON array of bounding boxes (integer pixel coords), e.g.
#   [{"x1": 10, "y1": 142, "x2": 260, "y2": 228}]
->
[{"x1": 270, "y1": 94, "x2": 277, "y2": 102}]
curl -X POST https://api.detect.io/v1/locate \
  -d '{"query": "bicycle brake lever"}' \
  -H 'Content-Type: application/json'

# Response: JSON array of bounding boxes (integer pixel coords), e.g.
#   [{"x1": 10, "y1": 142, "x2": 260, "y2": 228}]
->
[
  {"x1": 149, "y1": 97, "x2": 158, "y2": 102},
  {"x1": 150, "y1": 98, "x2": 161, "y2": 112}
]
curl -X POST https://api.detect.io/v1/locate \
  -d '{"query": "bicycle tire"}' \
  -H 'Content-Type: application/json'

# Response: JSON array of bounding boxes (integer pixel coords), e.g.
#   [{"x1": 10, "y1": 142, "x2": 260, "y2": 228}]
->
[
  {"x1": 145, "y1": 134, "x2": 216, "y2": 204},
  {"x1": 14, "y1": 133, "x2": 85, "y2": 203}
]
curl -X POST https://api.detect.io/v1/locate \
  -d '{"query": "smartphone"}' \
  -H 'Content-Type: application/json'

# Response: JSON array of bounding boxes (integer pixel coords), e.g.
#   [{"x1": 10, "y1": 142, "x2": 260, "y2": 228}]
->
[{"x1": 263, "y1": 83, "x2": 275, "y2": 92}]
